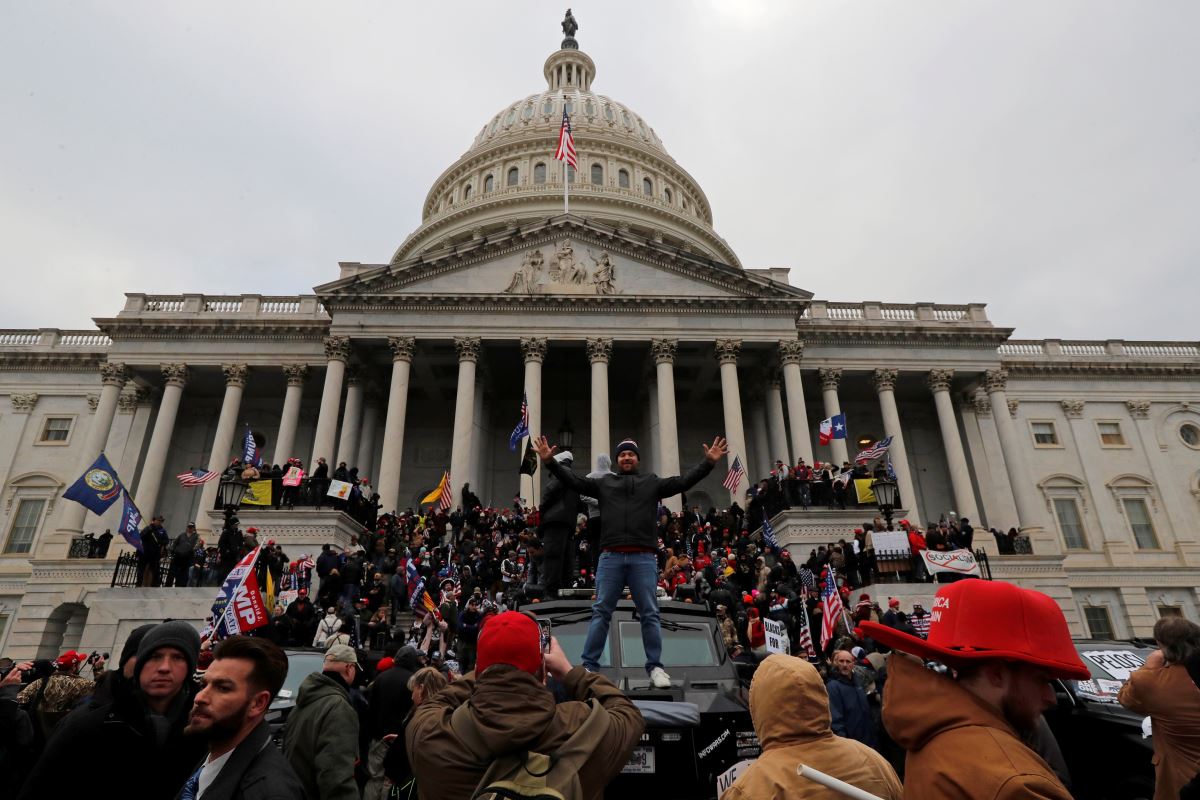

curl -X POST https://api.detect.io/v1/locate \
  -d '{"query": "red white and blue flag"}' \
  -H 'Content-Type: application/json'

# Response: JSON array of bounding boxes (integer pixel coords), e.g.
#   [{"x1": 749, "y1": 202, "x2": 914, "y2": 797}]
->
[
  {"x1": 855, "y1": 435, "x2": 893, "y2": 463},
  {"x1": 117, "y1": 490, "x2": 144, "y2": 552},
  {"x1": 723, "y1": 455, "x2": 745, "y2": 492},
  {"x1": 209, "y1": 547, "x2": 269, "y2": 640},
  {"x1": 177, "y1": 468, "x2": 219, "y2": 487},
  {"x1": 818, "y1": 413, "x2": 848, "y2": 446},
  {"x1": 555, "y1": 109, "x2": 578, "y2": 170},
  {"x1": 796, "y1": 605, "x2": 816, "y2": 659},
  {"x1": 820, "y1": 566, "x2": 846, "y2": 651},
  {"x1": 509, "y1": 392, "x2": 530, "y2": 452}
]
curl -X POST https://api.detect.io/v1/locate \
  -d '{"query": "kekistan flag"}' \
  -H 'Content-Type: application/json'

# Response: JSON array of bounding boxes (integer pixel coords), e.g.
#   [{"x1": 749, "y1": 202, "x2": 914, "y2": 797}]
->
[
  {"x1": 63, "y1": 453, "x2": 124, "y2": 515},
  {"x1": 818, "y1": 413, "x2": 848, "y2": 446}
]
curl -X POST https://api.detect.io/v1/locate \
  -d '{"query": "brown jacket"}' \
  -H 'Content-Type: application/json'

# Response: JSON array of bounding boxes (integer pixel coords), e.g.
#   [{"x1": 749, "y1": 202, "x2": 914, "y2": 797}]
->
[
  {"x1": 883, "y1": 654, "x2": 1072, "y2": 799},
  {"x1": 407, "y1": 664, "x2": 643, "y2": 800},
  {"x1": 722, "y1": 655, "x2": 901, "y2": 800},
  {"x1": 1118, "y1": 658, "x2": 1200, "y2": 800}
]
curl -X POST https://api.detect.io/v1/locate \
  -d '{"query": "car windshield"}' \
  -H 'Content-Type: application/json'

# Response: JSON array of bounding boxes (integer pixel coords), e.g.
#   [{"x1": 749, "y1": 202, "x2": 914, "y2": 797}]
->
[
  {"x1": 273, "y1": 652, "x2": 325, "y2": 707},
  {"x1": 619, "y1": 621, "x2": 717, "y2": 668},
  {"x1": 1072, "y1": 646, "x2": 1155, "y2": 703},
  {"x1": 553, "y1": 624, "x2": 611, "y2": 666}
]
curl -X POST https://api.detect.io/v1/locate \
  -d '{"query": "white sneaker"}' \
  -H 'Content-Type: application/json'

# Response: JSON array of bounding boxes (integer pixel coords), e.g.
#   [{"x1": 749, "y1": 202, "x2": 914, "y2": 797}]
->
[{"x1": 649, "y1": 667, "x2": 671, "y2": 689}]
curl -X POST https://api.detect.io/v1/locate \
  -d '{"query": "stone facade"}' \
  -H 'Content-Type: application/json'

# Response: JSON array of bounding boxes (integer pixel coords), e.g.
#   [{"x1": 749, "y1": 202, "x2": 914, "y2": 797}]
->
[{"x1": 0, "y1": 28, "x2": 1198, "y2": 657}]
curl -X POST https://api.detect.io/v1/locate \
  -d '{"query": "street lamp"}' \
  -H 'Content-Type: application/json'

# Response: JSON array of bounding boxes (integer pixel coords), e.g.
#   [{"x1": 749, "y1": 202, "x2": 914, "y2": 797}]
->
[
  {"x1": 558, "y1": 419, "x2": 574, "y2": 450},
  {"x1": 871, "y1": 474, "x2": 899, "y2": 531},
  {"x1": 217, "y1": 479, "x2": 248, "y2": 509}
]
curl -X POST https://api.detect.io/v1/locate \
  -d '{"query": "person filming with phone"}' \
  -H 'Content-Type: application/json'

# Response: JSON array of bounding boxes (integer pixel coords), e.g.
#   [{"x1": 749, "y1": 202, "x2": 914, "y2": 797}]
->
[{"x1": 407, "y1": 610, "x2": 643, "y2": 800}]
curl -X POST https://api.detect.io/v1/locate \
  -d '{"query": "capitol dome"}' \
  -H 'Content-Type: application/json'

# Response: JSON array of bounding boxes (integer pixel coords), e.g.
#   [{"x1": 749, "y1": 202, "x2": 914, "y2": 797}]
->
[{"x1": 391, "y1": 18, "x2": 741, "y2": 267}]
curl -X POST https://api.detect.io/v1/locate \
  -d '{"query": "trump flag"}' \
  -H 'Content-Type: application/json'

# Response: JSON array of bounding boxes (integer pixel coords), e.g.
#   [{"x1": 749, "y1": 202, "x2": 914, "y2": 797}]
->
[{"x1": 210, "y1": 547, "x2": 269, "y2": 640}]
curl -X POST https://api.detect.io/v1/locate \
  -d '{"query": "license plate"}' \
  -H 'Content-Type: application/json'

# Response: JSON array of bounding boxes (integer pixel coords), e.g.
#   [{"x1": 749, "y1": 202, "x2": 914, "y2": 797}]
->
[{"x1": 621, "y1": 746, "x2": 655, "y2": 774}]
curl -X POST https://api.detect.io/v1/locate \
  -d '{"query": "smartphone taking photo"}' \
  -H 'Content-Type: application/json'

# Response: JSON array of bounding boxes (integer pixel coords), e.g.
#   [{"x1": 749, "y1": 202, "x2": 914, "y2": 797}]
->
[{"x1": 537, "y1": 618, "x2": 552, "y2": 653}]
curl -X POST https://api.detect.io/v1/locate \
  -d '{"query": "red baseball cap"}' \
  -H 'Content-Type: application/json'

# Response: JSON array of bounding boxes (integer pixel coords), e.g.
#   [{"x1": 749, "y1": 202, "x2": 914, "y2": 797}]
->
[
  {"x1": 859, "y1": 580, "x2": 1089, "y2": 679},
  {"x1": 475, "y1": 611, "x2": 541, "y2": 676},
  {"x1": 56, "y1": 650, "x2": 88, "y2": 668}
]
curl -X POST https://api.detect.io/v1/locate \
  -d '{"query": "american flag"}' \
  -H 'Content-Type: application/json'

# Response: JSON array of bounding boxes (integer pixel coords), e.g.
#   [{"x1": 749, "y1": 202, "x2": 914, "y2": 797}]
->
[
  {"x1": 723, "y1": 456, "x2": 745, "y2": 492},
  {"x1": 296, "y1": 555, "x2": 315, "y2": 571},
  {"x1": 820, "y1": 566, "x2": 846, "y2": 651},
  {"x1": 439, "y1": 471, "x2": 453, "y2": 512},
  {"x1": 855, "y1": 435, "x2": 894, "y2": 463},
  {"x1": 761, "y1": 512, "x2": 779, "y2": 550},
  {"x1": 554, "y1": 108, "x2": 578, "y2": 170},
  {"x1": 177, "y1": 468, "x2": 219, "y2": 487},
  {"x1": 796, "y1": 606, "x2": 816, "y2": 659}
]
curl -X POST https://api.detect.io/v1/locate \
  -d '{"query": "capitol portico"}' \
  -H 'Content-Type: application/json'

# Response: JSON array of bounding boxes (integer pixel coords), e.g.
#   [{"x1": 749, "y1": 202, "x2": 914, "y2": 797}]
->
[{"x1": 1, "y1": 17, "x2": 1199, "y2": 659}]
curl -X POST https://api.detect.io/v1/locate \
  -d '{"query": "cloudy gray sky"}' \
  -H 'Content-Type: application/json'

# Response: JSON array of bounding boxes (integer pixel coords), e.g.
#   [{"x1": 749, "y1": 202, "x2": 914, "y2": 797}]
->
[{"x1": 2, "y1": 1, "x2": 1197, "y2": 340}]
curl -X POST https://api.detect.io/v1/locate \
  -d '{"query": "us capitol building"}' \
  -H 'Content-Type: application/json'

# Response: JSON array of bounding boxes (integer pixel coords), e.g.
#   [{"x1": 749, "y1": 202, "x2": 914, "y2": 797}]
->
[{"x1": 1, "y1": 17, "x2": 1198, "y2": 658}]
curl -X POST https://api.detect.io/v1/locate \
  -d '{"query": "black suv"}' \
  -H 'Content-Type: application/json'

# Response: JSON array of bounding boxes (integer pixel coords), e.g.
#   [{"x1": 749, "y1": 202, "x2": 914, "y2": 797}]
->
[
  {"x1": 533, "y1": 598, "x2": 759, "y2": 800},
  {"x1": 1044, "y1": 639, "x2": 1157, "y2": 800}
]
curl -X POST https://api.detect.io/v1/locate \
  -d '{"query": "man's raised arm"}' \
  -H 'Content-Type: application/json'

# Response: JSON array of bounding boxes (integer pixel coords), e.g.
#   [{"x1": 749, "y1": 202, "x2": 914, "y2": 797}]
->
[{"x1": 657, "y1": 436, "x2": 727, "y2": 498}]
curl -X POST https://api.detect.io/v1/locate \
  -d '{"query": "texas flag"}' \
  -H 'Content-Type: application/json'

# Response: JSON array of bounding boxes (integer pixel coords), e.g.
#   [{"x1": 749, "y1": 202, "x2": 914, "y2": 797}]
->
[{"x1": 818, "y1": 413, "x2": 848, "y2": 445}]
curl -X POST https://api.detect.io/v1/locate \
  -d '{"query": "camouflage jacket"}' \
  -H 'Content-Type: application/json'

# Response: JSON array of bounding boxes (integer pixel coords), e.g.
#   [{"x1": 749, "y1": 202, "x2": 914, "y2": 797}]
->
[{"x1": 17, "y1": 672, "x2": 95, "y2": 713}]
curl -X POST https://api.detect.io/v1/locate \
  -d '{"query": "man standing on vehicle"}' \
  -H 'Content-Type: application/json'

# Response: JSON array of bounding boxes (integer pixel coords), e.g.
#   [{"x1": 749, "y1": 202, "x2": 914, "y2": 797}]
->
[
  {"x1": 539, "y1": 450, "x2": 580, "y2": 599},
  {"x1": 1118, "y1": 616, "x2": 1200, "y2": 800},
  {"x1": 534, "y1": 434, "x2": 727, "y2": 688},
  {"x1": 859, "y1": 579, "x2": 1089, "y2": 799},
  {"x1": 407, "y1": 611, "x2": 643, "y2": 800}
]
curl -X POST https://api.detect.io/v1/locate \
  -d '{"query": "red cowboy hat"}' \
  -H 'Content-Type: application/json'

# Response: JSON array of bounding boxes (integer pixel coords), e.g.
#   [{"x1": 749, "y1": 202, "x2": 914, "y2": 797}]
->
[{"x1": 859, "y1": 580, "x2": 1089, "y2": 680}]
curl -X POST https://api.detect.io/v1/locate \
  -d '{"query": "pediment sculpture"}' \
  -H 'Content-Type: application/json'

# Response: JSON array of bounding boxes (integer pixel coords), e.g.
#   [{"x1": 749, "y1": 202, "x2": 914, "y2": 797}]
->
[{"x1": 503, "y1": 239, "x2": 619, "y2": 296}]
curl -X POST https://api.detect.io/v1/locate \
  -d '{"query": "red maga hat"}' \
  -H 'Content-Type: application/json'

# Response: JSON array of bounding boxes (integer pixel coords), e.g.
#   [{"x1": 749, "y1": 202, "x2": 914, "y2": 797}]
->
[{"x1": 859, "y1": 580, "x2": 1089, "y2": 680}]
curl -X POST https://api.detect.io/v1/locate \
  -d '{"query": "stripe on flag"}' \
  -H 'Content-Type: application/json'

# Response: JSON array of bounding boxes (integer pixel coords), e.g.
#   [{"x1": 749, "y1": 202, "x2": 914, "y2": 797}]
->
[
  {"x1": 855, "y1": 435, "x2": 894, "y2": 463},
  {"x1": 177, "y1": 468, "x2": 219, "y2": 487},
  {"x1": 723, "y1": 455, "x2": 745, "y2": 492},
  {"x1": 439, "y1": 471, "x2": 453, "y2": 512},
  {"x1": 820, "y1": 566, "x2": 846, "y2": 651},
  {"x1": 554, "y1": 109, "x2": 578, "y2": 170},
  {"x1": 797, "y1": 606, "x2": 816, "y2": 659}
]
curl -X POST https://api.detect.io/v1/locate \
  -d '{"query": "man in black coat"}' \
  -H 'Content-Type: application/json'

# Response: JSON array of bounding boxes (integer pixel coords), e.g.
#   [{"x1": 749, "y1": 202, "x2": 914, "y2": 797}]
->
[
  {"x1": 364, "y1": 645, "x2": 421, "y2": 798},
  {"x1": 538, "y1": 450, "x2": 581, "y2": 599},
  {"x1": 19, "y1": 621, "x2": 206, "y2": 800},
  {"x1": 177, "y1": 636, "x2": 303, "y2": 800},
  {"x1": 139, "y1": 515, "x2": 169, "y2": 586}
]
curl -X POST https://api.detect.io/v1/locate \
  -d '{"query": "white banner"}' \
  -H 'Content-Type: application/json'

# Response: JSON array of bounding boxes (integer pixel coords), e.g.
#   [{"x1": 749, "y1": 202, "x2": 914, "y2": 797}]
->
[
  {"x1": 763, "y1": 618, "x2": 789, "y2": 655},
  {"x1": 327, "y1": 479, "x2": 352, "y2": 499},
  {"x1": 872, "y1": 530, "x2": 910, "y2": 556},
  {"x1": 716, "y1": 759, "x2": 757, "y2": 797},
  {"x1": 920, "y1": 549, "x2": 981, "y2": 577}
]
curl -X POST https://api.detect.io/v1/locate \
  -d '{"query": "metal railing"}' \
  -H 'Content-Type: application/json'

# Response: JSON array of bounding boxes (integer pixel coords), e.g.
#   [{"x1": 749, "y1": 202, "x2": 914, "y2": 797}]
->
[{"x1": 111, "y1": 551, "x2": 173, "y2": 587}]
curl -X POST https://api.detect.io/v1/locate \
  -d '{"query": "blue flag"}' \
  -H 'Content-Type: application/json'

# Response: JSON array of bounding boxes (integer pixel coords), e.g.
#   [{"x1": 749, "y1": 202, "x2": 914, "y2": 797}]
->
[
  {"x1": 830, "y1": 413, "x2": 848, "y2": 440},
  {"x1": 63, "y1": 453, "x2": 124, "y2": 515},
  {"x1": 117, "y1": 490, "x2": 144, "y2": 552},
  {"x1": 242, "y1": 426, "x2": 261, "y2": 467},
  {"x1": 762, "y1": 512, "x2": 780, "y2": 550},
  {"x1": 509, "y1": 392, "x2": 530, "y2": 452}
]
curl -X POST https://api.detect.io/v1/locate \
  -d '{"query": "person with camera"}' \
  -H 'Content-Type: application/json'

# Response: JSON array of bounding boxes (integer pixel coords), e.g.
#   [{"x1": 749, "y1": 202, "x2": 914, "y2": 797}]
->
[{"x1": 17, "y1": 650, "x2": 94, "y2": 744}]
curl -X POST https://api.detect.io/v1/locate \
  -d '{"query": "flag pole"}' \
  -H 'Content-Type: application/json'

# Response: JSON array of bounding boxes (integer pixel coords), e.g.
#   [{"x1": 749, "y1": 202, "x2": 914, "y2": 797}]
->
[{"x1": 563, "y1": 96, "x2": 569, "y2": 214}]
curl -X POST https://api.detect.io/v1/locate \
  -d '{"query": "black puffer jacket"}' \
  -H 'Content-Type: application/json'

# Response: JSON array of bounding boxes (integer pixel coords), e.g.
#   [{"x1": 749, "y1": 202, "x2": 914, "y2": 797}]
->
[
  {"x1": 544, "y1": 457, "x2": 713, "y2": 550},
  {"x1": 539, "y1": 461, "x2": 581, "y2": 529}
]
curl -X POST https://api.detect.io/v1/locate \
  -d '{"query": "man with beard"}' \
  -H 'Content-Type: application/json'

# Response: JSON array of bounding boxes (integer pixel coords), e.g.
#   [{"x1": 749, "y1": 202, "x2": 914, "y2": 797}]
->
[
  {"x1": 179, "y1": 637, "x2": 303, "y2": 799},
  {"x1": 860, "y1": 580, "x2": 1087, "y2": 798}
]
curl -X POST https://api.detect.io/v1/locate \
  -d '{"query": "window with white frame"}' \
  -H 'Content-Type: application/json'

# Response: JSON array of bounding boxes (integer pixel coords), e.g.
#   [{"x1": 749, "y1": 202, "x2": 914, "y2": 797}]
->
[
  {"x1": 533, "y1": 163, "x2": 547, "y2": 184},
  {"x1": 1083, "y1": 606, "x2": 1115, "y2": 639},
  {"x1": 4, "y1": 498, "x2": 46, "y2": 554},
  {"x1": 506, "y1": 167, "x2": 519, "y2": 187},
  {"x1": 483, "y1": 174, "x2": 494, "y2": 193},
  {"x1": 1052, "y1": 498, "x2": 1088, "y2": 549},
  {"x1": 40, "y1": 417, "x2": 73, "y2": 443},
  {"x1": 1122, "y1": 497, "x2": 1160, "y2": 549},
  {"x1": 618, "y1": 169, "x2": 630, "y2": 189},
  {"x1": 1031, "y1": 421, "x2": 1059, "y2": 446},
  {"x1": 1097, "y1": 421, "x2": 1126, "y2": 447}
]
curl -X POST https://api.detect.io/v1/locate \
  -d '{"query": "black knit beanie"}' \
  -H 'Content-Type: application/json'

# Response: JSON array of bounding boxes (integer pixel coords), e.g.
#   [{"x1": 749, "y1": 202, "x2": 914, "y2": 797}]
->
[
  {"x1": 615, "y1": 439, "x2": 640, "y2": 458},
  {"x1": 135, "y1": 620, "x2": 200, "y2": 679},
  {"x1": 119, "y1": 624, "x2": 157, "y2": 672}
]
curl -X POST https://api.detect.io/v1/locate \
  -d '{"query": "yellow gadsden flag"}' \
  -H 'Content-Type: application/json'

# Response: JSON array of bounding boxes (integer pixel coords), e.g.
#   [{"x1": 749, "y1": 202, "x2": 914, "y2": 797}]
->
[
  {"x1": 242, "y1": 479, "x2": 273, "y2": 506},
  {"x1": 854, "y1": 478, "x2": 876, "y2": 505},
  {"x1": 421, "y1": 471, "x2": 449, "y2": 506}
]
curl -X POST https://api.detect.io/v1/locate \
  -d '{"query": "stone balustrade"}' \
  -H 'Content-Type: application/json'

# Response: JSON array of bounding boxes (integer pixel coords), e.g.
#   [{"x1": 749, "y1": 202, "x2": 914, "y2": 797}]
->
[
  {"x1": 0, "y1": 329, "x2": 112, "y2": 349},
  {"x1": 119, "y1": 293, "x2": 329, "y2": 318},
  {"x1": 803, "y1": 300, "x2": 990, "y2": 324},
  {"x1": 999, "y1": 339, "x2": 1200, "y2": 359}
]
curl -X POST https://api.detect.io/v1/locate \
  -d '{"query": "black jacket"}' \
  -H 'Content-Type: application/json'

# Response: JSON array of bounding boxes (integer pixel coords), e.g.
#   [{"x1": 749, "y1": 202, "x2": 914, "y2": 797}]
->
[
  {"x1": 19, "y1": 675, "x2": 204, "y2": 800},
  {"x1": 367, "y1": 651, "x2": 418, "y2": 739},
  {"x1": 539, "y1": 468, "x2": 581, "y2": 529},
  {"x1": 175, "y1": 720, "x2": 305, "y2": 800},
  {"x1": 544, "y1": 457, "x2": 714, "y2": 550}
]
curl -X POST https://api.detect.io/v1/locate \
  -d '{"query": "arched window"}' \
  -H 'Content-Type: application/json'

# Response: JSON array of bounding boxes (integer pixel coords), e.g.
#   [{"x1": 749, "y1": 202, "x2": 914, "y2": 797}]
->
[
  {"x1": 591, "y1": 164, "x2": 603, "y2": 185},
  {"x1": 643, "y1": 177, "x2": 653, "y2": 196},
  {"x1": 534, "y1": 163, "x2": 547, "y2": 184},
  {"x1": 507, "y1": 167, "x2": 519, "y2": 186},
  {"x1": 664, "y1": 188, "x2": 672, "y2": 204},
  {"x1": 484, "y1": 174, "x2": 494, "y2": 193},
  {"x1": 463, "y1": 183, "x2": 473, "y2": 200},
  {"x1": 618, "y1": 169, "x2": 630, "y2": 189}
]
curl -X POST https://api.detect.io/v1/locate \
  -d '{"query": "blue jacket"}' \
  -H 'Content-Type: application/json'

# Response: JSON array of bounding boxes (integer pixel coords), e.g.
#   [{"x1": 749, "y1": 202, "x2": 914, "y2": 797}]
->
[{"x1": 827, "y1": 673, "x2": 876, "y2": 748}]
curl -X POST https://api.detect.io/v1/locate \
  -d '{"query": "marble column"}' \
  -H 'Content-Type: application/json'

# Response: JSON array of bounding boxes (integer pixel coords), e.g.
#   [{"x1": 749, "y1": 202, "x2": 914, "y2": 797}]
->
[
  {"x1": 984, "y1": 369, "x2": 1048, "y2": 534},
  {"x1": 818, "y1": 367, "x2": 849, "y2": 466},
  {"x1": 872, "y1": 368, "x2": 921, "y2": 528},
  {"x1": 927, "y1": 369, "x2": 980, "y2": 524},
  {"x1": 310, "y1": 336, "x2": 350, "y2": 469},
  {"x1": 357, "y1": 394, "x2": 380, "y2": 484},
  {"x1": 55, "y1": 362, "x2": 128, "y2": 540},
  {"x1": 272, "y1": 364, "x2": 307, "y2": 465},
  {"x1": 336, "y1": 369, "x2": 364, "y2": 468},
  {"x1": 197, "y1": 364, "x2": 248, "y2": 529},
  {"x1": 449, "y1": 337, "x2": 481, "y2": 511},
  {"x1": 468, "y1": 369, "x2": 486, "y2": 493},
  {"x1": 646, "y1": 379, "x2": 661, "y2": 475},
  {"x1": 587, "y1": 337, "x2": 612, "y2": 471},
  {"x1": 716, "y1": 339, "x2": 749, "y2": 505},
  {"x1": 135, "y1": 364, "x2": 189, "y2": 517},
  {"x1": 652, "y1": 339, "x2": 682, "y2": 512},
  {"x1": 765, "y1": 372, "x2": 790, "y2": 467},
  {"x1": 779, "y1": 340, "x2": 813, "y2": 465},
  {"x1": 519, "y1": 337, "x2": 546, "y2": 508},
  {"x1": 749, "y1": 399, "x2": 770, "y2": 479},
  {"x1": 377, "y1": 337, "x2": 415, "y2": 514}
]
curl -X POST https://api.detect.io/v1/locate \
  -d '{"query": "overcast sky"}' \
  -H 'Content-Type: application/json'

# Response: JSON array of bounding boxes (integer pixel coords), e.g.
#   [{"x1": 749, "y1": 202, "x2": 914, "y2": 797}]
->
[{"x1": 2, "y1": 1, "x2": 1197, "y2": 341}]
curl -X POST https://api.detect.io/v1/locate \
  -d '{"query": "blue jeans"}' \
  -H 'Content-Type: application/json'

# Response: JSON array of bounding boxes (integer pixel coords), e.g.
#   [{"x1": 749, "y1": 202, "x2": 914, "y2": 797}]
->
[{"x1": 582, "y1": 551, "x2": 663, "y2": 673}]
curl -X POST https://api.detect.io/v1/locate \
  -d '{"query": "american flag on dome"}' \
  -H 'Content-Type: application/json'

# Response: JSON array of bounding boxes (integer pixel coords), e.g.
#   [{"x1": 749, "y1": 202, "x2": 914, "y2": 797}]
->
[
  {"x1": 855, "y1": 435, "x2": 894, "y2": 463},
  {"x1": 177, "y1": 468, "x2": 219, "y2": 487},
  {"x1": 820, "y1": 566, "x2": 846, "y2": 651},
  {"x1": 723, "y1": 456, "x2": 745, "y2": 492},
  {"x1": 554, "y1": 108, "x2": 577, "y2": 170}
]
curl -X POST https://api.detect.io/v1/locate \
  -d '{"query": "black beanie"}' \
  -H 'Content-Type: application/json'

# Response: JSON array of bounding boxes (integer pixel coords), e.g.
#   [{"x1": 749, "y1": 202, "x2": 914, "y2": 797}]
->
[
  {"x1": 120, "y1": 624, "x2": 157, "y2": 671},
  {"x1": 135, "y1": 620, "x2": 200, "y2": 679},
  {"x1": 615, "y1": 439, "x2": 640, "y2": 458}
]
